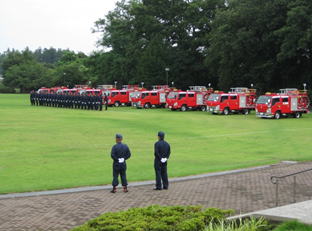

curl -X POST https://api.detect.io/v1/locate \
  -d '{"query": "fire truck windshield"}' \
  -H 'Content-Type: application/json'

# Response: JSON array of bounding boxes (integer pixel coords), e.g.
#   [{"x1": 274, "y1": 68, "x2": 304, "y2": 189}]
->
[
  {"x1": 111, "y1": 92, "x2": 118, "y2": 97},
  {"x1": 256, "y1": 96, "x2": 271, "y2": 105},
  {"x1": 167, "y1": 92, "x2": 178, "y2": 99},
  {"x1": 178, "y1": 93, "x2": 186, "y2": 100},
  {"x1": 208, "y1": 94, "x2": 220, "y2": 102},
  {"x1": 142, "y1": 93, "x2": 149, "y2": 99}
]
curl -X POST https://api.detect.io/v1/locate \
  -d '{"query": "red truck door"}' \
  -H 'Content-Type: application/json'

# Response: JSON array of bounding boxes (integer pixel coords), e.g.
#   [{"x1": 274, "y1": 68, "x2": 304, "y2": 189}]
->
[
  {"x1": 281, "y1": 96, "x2": 290, "y2": 113},
  {"x1": 230, "y1": 95, "x2": 239, "y2": 110}
]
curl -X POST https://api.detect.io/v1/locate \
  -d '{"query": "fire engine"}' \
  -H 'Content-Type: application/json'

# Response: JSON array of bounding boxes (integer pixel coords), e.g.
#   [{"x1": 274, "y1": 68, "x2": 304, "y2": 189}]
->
[
  {"x1": 256, "y1": 88, "x2": 310, "y2": 119},
  {"x1": 37, "y1": 87, "x2": 52, "y2": 94},
  {"x1": 206, "y1": 87, "x2": 257, "y2": 115},
  {"x1": 106, "y1": 89, "x2": 133, "y2": 107},
  {"x1": 166, "y1": 86, "x2": 211, "y2": 111},
  {"x1": 136, "y1": 90, "x2": 167, "y2": 108},
  {"x1": 79, "y1": 88, "x2": 102, "y2": 95}
]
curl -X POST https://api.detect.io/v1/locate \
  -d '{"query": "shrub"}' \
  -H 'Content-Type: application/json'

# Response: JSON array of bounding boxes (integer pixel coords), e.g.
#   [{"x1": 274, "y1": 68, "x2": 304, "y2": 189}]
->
[
  {"x1": 0, "y1": 82, "x2": 15, "y2": 93},
  {"x1": 71, "y1": 205, "x2": 233, "y2": 231},
  {"x1": 273, "y1": 220, "x2": 312, "y2": 231}
]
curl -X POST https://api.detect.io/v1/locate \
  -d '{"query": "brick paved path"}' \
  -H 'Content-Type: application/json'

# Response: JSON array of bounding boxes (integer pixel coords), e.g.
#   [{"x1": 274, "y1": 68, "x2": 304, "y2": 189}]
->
[{"x1": 1, "y1": 162, "x2": 312, "y2": 231}]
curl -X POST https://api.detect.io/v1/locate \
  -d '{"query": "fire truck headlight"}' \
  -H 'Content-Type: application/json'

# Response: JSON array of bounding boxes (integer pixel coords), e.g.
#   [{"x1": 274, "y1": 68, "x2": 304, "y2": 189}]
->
[
  {"x1": 174, "y1": 102, "x2": 178, "y2": 106},
  {"x1": 266, "y1": 108, "x2": 271, "y2": 114}
]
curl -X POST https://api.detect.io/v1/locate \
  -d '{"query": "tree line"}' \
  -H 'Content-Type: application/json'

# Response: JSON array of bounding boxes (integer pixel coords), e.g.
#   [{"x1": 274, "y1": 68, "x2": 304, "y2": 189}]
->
[{"x1": 1, "y1": 0, "x2": 311, "y2": 93}]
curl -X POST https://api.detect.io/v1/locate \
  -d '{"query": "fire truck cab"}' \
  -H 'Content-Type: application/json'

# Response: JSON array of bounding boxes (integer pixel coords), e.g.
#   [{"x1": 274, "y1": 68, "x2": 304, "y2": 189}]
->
[
  {"x1": 206, "y1": 87, "x2": 257, "y2": 115},
  {"x1": 166, "y1": 90, "x2": 206, "y2": 111},
  {"x1": 256, "y1": 88, "x2": 310, "y2": 119},
  {"x1": 136, "y1": 91, "x2": 167, "y2": 109},
  {"x1": 106, "y1": 90, "x2": 132, "y2": 107}
]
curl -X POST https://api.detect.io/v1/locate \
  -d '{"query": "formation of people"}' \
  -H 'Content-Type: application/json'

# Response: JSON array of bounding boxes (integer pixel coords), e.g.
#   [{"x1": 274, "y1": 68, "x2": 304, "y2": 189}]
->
[
  {"x1": 110, "y1": 131, "x2": 171, "y2": 193},
  {"x1": 30, "y1": 91, "x2": 108, "y2": 111}
]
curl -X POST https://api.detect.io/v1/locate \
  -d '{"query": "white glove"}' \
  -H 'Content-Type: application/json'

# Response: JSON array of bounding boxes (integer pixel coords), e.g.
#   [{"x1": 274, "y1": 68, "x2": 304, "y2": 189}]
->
[
  {"x1": 118, "y1": 158, "x2": 125, "y2": 163},
  {"x1": 161, "y1": 158, "x2": 167, "y2": 163}
]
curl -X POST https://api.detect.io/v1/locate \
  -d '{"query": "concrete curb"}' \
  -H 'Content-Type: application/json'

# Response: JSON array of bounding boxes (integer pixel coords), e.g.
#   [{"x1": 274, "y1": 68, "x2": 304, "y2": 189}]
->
[{"x1": 0, "y1": 164, "x2": 275, "y2": 200}]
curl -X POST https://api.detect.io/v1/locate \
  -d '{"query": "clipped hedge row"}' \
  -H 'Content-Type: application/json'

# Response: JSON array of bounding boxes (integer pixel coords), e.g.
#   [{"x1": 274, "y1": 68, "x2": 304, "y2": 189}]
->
[{"x1": 72, "y1": 205, "x2": 233, "y2": 231}]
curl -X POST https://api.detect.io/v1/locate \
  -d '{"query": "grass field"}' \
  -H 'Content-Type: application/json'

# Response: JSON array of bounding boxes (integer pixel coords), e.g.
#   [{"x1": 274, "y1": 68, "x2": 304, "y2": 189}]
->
[{"x1": 1, "y1": 94, "x2": 312, "y2": 194}]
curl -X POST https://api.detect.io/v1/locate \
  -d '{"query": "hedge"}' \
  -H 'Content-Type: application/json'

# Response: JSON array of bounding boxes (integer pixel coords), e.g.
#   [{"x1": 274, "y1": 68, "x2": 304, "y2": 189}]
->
[{"x1": 71, "y1": 205, "x2": 233, "y2": 231}]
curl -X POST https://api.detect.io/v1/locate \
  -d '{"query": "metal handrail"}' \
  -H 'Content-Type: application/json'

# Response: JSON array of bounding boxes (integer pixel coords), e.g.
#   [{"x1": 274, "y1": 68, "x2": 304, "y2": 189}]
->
[{"x1": 271, "y1": 168, "x2": 312, "y2": 206}]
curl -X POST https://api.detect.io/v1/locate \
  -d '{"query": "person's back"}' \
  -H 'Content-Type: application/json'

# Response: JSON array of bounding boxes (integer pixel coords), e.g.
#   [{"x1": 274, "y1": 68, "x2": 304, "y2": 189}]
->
[
  {"x1": 154, "y1": 131, "x2": 171, "y2": 190},
  {"x1": 110, "y1": 134, "x2": 131, "y2": 193}
]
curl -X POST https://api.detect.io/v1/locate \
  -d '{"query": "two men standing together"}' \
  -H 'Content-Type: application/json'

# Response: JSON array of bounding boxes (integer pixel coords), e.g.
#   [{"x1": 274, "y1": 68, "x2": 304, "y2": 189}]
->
[{"x1": 110, "y1": 132, "x2": 171, "y2": 193}]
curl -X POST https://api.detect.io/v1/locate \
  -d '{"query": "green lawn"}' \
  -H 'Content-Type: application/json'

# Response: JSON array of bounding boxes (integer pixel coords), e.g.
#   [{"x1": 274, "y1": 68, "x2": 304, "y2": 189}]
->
[{"x1": 0, "y1": 94, "x2": 312, "y2": 194}]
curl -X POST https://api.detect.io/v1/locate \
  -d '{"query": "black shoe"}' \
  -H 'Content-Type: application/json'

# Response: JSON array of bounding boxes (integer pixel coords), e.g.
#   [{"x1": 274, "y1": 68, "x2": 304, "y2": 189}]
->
[
  {"x1": 153, "y1": 188, "x2": 162, "y2": 190},
  {"x1": 163, "y1": 187, "x2": 168, "y2": 190},
  {"x1": 110, "y1": 187, "x2": 117, "y2": 193}
]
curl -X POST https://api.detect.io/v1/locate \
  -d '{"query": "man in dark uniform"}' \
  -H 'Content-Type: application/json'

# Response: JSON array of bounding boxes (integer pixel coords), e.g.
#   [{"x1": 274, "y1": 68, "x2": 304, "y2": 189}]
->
[
  {"x1": 110, "y1": 134, "x2": 131, "y2": 193},
  {"x1": 104, "y1": 93, "x2": 108, "y2": 111},
  {"x1": 154, "y1": 131, "x2": 171, "y2": 190},
  {"x1": 98, "y1": 93, "x2": 103, "y2": 111},
  {"x1": 30, "y1": 91, "x2": 35, "y2": 105}
]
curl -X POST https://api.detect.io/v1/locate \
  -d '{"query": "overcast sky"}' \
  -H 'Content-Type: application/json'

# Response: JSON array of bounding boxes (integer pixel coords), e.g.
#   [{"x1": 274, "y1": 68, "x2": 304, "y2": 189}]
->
[{"x1": 0, "y1": 0, "x2": 118, "y2": 54}]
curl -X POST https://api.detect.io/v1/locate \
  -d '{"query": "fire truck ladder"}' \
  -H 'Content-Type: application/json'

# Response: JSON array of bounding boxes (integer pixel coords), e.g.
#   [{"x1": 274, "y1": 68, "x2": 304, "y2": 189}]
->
[{"x1": 271, "y1": 167, "x2": 312, "y2": 206}]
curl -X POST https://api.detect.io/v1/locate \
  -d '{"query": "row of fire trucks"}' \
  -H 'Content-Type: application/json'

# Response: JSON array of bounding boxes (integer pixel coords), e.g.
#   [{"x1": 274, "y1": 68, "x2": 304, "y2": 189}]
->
[{"x1": 37, "y1": 85, "x2": 310, "y2": 119}]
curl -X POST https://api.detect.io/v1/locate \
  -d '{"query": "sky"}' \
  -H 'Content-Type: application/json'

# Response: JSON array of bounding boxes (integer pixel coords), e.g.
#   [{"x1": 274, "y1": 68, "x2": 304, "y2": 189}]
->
[{"x1": 0, "y1": 0, "x2": 118, "y2": 54}]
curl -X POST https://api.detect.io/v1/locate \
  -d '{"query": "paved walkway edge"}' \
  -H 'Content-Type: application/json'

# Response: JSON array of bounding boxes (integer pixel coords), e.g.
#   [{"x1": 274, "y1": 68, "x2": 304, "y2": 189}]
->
[
  {"x1": 228, "y1": 200, "x2": 312, "y2": 225},
  {"x1": 0, "y1": 164, "x2": 275, "y2": 199}
]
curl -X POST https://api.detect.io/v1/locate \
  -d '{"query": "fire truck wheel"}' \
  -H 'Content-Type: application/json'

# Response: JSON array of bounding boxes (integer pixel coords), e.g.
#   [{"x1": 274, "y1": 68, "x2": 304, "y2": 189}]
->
[
  {"x1": 201, "y1": 106, "x2": 206, "y2": 112},
  {"x1": 243, "y1": 109, "x2": 249, "y2": 115},
  {"x1": 114, "y1": 102, "x2": 120, "y2": 107},
  {"x1": 294, "y1": 112, "x2": 301, "y2": 119},
  {"x1": 181, "y1": 105, "x2": 187, "y2": 112},
  {"x1": 223, "y1": 108, "x2": 230, "y2": 115},
  {"x1": 144, "y1": 103, "x2": 150, "y2": 109},
  {"x1": 274, "y1": 111, "x2": 281, "y2": 119}
]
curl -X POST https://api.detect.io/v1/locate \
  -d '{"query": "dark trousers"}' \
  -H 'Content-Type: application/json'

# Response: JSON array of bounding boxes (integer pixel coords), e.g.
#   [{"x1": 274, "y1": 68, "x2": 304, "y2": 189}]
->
[
  {"x1": 112, "y1": 164, "x2": 127, "y2": 187},
  {"x1": 154, "y1": 159, "x2": 168, "y2": 189}
]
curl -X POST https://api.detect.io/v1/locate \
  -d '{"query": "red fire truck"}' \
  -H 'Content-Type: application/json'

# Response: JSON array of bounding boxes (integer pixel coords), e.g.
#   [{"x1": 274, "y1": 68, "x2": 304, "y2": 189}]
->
[
  {"x1": 136, "y1": 90, "x2": 167, "y2": 108},
  {"x1": 166, "y1": 86, "x2": 212, "y2": 111},
  {"x1": 106, "y1": 89, "x2": 133, "y2": 106},
  {"x1": 79, "y1": 88, "x2": 102, "y2": 95},
  {"x1": 256, "y1": 88, "x2": 310, "y2": 119},
  {"x1": 206, "y1": 87, "x2": 257, "y2": 115}
]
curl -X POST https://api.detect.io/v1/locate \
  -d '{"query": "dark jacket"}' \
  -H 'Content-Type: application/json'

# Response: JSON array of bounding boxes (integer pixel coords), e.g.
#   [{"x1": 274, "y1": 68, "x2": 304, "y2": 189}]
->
[
  {"x1": 154, "y1": 140, "x2": 171, "y2": 162},
  {"x1": 111, "y1": 142, "x2": 131, "y2": 167}
]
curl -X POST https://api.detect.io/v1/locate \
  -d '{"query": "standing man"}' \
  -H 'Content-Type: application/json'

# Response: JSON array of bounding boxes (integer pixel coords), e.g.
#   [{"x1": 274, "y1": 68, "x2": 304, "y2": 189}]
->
[
  {"x1": 104, "y1": 93, "x2": 108, "y2": 111},
  {"x1": 110, "y1": 134, "x2": 131, "y2": 193},
  {"x1": 154, "y1": 131, "x2": 171, "y2": 190}
]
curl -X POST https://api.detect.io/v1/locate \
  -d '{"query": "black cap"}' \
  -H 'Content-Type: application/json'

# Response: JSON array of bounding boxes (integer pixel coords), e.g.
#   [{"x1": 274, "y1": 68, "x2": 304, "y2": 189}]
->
[
  {"x1": 116, "y1": 134, "x2": 123, "y2": 139},
  {"x1": 158, "y1": 131, "x2": 165, "y2": 138}
]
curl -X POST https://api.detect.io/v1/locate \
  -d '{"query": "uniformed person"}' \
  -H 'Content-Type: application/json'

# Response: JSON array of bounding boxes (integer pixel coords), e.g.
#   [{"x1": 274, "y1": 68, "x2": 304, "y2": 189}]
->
[
  {"x1": 98, "y1": 93, "x2": 103, "y2": 111},
  {"x1": 104, "y1": 93, "x2": 108, "y2": 111},
  {"x1": 30, "y1": 91, "x2": 35, "y2": 106},
  {"x1": 154, "y1": 131, "x2": 171, "y2": 190},
  {"x1": 110, "y1": 134, "x2": 131, "y2": 193}
]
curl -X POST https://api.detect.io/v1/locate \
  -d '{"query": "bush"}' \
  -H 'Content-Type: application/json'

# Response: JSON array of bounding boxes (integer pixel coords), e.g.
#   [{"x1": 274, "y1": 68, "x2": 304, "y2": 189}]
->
[
  {"x1": 0, "y1": 82, "x2": 15, "y2": 93},
  {"x1": 71, "y1": 205, "x2": 233, "y2": 231},
  {"x1": 273, "y1": 220, "x2": 312, "y2": 231}
]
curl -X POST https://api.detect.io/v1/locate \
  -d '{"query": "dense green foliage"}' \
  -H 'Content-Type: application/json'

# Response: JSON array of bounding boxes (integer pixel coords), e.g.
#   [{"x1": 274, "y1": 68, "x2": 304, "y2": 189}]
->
[
  {"x1": 91, "y1": 0, "x2": 312, "y2": 91},
  {"x1": 71, "y1": 205, "x2": 233, "y2": 231},
  {"x1": 0, "y1": 49, "x2": 90, "y2": 92},
  {"x1": 273, "y1": 221, "x2": 312, "y2": 231},
  {"x1": 1, "y1": 0, "x2": 312, "y2": 92},
  {"x1": 1, "y1": 94, "x2": 312, "y2": 194}
]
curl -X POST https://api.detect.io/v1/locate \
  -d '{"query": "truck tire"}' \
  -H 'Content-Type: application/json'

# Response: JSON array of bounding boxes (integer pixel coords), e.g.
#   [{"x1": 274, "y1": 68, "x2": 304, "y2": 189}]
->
[
  {"x1": 114, "y1": 102, "x2": 120, "y2": 107},
  {"x1": 144, "y1": 103, "x2": 150, "y2": 109},
  {"x1": 201, "y1": 106, "x2": 206, "y2": 112},
  {"x1": 243, "y1": 109, "x2": 249, "y2": 115},
  {"x1": 294, "y1": 112, "x2": 301, "y2": 119},
  {"x1": 274, "y1": 111, "x2": 281, "y2": 119},
  {"x1": 223, "y1": 107, "x2": 230, "y2": 115},
  {"x1": 181, "y1": 105, "x2": 187, "y2": 112}
]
